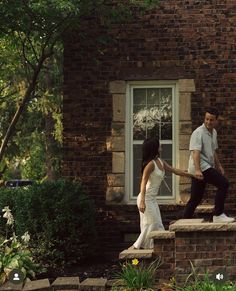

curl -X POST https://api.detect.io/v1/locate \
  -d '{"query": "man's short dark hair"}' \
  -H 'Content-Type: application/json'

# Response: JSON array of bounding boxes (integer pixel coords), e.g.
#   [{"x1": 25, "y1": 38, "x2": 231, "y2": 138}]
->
[{"x1": 205, "y1": 107, "x2": 219, "y2": 118}]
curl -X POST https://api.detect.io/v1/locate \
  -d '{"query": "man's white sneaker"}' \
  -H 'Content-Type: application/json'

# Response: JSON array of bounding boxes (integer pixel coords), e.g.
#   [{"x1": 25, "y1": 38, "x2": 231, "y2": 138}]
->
[{"x1": 213, "y1": 213, "x2": 235, "y2": 223}]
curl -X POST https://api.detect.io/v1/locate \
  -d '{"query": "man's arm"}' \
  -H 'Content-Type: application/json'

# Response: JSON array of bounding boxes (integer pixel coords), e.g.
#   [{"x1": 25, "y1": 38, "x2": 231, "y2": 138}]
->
[
  {"x1": 214, "y1": 151, "x2": 224, "y2": 175},
  {"x1": 192, "y1": 150, "x2": 204, "y2": 179}
]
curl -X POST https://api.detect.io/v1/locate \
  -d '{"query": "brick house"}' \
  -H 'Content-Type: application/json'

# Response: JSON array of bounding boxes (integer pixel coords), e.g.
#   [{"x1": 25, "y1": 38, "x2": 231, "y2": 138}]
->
[{"x1": 62, "y1": 0, "x2": 236, "y2": 256}]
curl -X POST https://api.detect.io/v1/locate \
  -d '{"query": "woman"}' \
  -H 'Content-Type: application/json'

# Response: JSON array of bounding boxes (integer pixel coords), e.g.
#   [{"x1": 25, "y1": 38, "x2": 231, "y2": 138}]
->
[{"x1": 129, "y1": 138, "x2": 198, "y2": 249}]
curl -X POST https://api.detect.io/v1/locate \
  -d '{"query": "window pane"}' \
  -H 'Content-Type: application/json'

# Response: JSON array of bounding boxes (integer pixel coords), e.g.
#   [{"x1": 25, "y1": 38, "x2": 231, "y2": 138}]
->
[
  {"x1": 160, "y1": 143, "x2": 172, "y2": 164},
  {"x1": 133, "y1": 89, "x2": 146, "y2": 105},
  {"x1": 159, "y1": 174, "x2": 172, "y2": 197},
  {"x1": 158, "y1": 143, "x2": 172, "y2": 196},
  {"x1": 161, "y1": 123, "x2": 172, "y2": 139},
  {"x1": 147, "y1": 124, "x2": 160, "y2": 139},
  {"x1": 147, "y1": 88, "x2": 160, "y2": 106},
  {"x1": 133, "y1": 105, "x2": 146, "y2": 140},
  {"x1": 133, "y1": 144, "x2": 142, "y2": 197},
  {"x1": 131, "y1": 86, "x2": 174, "y2": 199},
  {"x1": 161, "y1": 88, "x2": 172, "y2": 123}
]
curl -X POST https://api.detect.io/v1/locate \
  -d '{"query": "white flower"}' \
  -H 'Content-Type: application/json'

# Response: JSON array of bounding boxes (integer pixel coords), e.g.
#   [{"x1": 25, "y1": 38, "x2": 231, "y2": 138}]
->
[
  {"x1": 21, "y1": 231, "x2": 30, "y2": 244},
  {"x1": 10, "y1": 232, "x2": 18, "y2": 243},
  {"x1": 2, "y1": 206, "x2": 14, "y2": 226}
]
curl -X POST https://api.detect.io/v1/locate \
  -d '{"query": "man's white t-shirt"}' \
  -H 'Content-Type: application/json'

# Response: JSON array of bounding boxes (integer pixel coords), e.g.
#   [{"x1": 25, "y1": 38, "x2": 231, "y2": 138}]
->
[{"x1": 188, "y1": 123, "x2": 218, "y2": 174}]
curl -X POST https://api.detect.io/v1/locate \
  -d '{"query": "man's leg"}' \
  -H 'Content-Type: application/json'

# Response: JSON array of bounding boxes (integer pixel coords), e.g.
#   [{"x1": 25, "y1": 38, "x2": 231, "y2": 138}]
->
[
  {"x1": 183, "y1": 178, "x2": 206, "y2": 218},
  {"x1": 203, "y1": 168, "x2": 229, "y2": 216}
]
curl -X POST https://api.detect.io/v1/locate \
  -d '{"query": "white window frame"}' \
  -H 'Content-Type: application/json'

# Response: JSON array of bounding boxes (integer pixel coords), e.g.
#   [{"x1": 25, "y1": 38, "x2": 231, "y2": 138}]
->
[{"x1": 125, "y1": 80, "x2": 179, "y2": 205}]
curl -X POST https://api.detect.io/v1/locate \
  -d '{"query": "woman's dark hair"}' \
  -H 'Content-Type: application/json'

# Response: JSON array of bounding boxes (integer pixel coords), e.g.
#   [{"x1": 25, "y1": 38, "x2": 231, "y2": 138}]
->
[{"x1": 141, "y1": 138, "x2": 160, "y2": 173}]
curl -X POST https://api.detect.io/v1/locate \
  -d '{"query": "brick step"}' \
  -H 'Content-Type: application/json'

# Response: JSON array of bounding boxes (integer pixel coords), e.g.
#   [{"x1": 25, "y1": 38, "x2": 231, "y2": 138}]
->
[
  {"x1": 195, "y1": 204, "x2": 214, "y2": 213},
  {"x1": 0, "y1": 276, "x2": 109, "y2": 291},
  {"x1": 119, "y1": 249, "x2": 154, "y2": 260}
]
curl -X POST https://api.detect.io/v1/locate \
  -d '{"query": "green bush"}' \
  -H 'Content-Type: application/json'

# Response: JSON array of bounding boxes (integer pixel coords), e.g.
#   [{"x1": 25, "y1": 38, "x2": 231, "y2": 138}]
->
[{"x1": 0, "y1": 180, "x2": 97, "y2": 270}]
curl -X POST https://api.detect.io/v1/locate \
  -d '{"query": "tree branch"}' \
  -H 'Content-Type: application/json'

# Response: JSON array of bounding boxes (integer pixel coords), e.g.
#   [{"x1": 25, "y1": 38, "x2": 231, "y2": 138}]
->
[
  {"x1": 0, "y1": 52, "x2": 50, "y2": 163},
  {"x1": 17, "y1": 32, "x2": 35, "y2": 71}
]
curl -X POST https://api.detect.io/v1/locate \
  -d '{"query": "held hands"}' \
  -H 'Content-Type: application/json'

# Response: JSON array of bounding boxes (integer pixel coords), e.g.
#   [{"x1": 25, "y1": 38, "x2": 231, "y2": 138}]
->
[
  {"x1": 194, "y1": 169, "x2": 204, "y2": 180},
  {"x1": 138, "y1": 200, "x2": 146, "y2": 213}
]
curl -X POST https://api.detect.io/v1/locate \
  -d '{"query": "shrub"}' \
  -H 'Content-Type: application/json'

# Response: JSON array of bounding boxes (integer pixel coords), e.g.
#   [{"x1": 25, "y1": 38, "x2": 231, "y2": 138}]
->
[
  {"x1": 0, "y1": 206, "x2": 41, "y2": 285},
  {"x1": 0, "y1": 179, "x2": 97, "y2": 270}
]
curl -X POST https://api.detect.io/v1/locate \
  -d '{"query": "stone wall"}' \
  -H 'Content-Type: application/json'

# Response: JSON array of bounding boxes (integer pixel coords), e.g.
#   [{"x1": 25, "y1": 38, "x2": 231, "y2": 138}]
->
[{"x1": 63, "y1": 0, "x2": 236, "y2": 255}]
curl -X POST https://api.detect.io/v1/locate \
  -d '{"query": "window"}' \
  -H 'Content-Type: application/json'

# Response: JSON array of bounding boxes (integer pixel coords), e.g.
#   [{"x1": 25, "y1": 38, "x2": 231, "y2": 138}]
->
[{"x1": 125, "y1": 81, "x2": 178, "y2": 204}]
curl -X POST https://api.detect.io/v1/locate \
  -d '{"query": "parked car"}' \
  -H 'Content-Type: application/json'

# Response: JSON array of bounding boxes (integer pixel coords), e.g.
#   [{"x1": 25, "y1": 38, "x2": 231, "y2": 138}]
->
[{"x1": 5, "y1": 180, "x2": 34, "y2": 187}]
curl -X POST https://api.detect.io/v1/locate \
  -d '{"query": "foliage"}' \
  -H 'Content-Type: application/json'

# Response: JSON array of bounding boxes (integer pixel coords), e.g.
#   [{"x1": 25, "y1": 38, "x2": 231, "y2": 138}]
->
[
  {"x1": 167, "y1": 261, "x2": 236, "y2": 291},
  {"x1": 0, "y1": 206, "x2": 41, "y2": 285},
  {"x1": 112, "y1": 258, "x2": 161, "y2": 290},
  {"x1": 0, "y1": 34, "x2": 62, "y2": 181},
  {"x1": 0, "y1": 0, "x2": 160, "y2": 177},
  {"x1": 0, "y1": 179, "x2": 97, "y2": 270}
]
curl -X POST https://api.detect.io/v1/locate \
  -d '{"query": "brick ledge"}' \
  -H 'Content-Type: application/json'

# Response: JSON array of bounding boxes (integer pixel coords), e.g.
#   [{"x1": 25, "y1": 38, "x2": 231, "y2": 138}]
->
[
  {"x1": 149, "y1": 230, "x2": 175, "y2": 239},
  {"x1": 119, "y1": 249, "x2": 153, "y2": 260},
  {"x1": 169, "y1": 219, "x2": 236, "y2": 232}
]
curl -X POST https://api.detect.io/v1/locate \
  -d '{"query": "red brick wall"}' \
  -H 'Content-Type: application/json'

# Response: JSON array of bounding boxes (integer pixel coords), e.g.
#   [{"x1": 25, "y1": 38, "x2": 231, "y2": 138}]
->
[
  {"x1": 175, "y1": 230, "x2": 236, "y2": 284},
  {"x1": 63, "y1": 1, "x2": 236, "y2": 254}
]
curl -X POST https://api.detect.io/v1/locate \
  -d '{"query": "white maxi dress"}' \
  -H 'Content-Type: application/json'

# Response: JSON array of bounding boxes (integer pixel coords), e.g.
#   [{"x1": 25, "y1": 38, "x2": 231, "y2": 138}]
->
[{"x1": 133, "y1": 159, "x2": 165, "y2": 249}]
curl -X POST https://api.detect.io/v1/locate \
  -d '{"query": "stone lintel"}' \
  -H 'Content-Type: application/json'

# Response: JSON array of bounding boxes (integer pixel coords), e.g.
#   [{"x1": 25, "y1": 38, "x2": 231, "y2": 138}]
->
[
  {"x1": 119, "y1": 249, "x2": 153, "y2": 260},
  {"x1": 179, "y1": 122, "x2": 192, "y2": 135},
  {"x1": 112, "y1": 94, "x2": 126, "y2": 122},
  {"x1": 80, "y1": 278, "x2": 107, "y2": 288},
  {"x1": 107, "y1": 173, "x2": 125, "y2": 187},
  {"x1": 179, "y1": 134, "x2": 190, "y2": 150},
  {"x1": 51, "y1": 277, "x2": 80, "y2": 289},
  {"x1": 149, "y1": 230, "x2": 175, "y2": 239},
  {"x1": 106, "y1": 187, "x2": 124, "y2": 203},
  {"x1": 111, "y1": 122, "x2": 125, "y2": 136},
  {"x1": 179, "y1": 79, "x2": 195, "y2": 93},
  {"x1": 179, "y1": 150, "x2": 189, "y2": 170},
  {"x1": 23, "y1": 279, "x2": 51, "y2": 291},
  {"x1": 112, "y1": 152, "x2": 125, "y2": 173},
  {"x1": 109, "y1": 80, "x2": 126, "y2": 94},
  {"x1": 179, "y1": 92, "x2": 191, "y2": 121},
  {"x1": 169, "y1": 220, "x2": 236, "y2": 232},
  {"x1": 106, "y1": 136, "x2": 125, "y2": 152}
]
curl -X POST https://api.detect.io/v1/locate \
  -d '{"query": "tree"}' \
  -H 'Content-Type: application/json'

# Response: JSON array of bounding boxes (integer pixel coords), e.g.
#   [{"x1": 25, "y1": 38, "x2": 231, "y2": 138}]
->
[{"x1": 0, "y1": 0, "x2": 159, "y2": 178}]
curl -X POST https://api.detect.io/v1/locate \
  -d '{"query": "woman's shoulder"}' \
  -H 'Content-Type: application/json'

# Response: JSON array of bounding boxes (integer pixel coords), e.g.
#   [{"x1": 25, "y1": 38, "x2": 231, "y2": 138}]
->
[
  {"x1": 154, "y1": 158, "x2": 165, "y2": 171},
  {"x1": 155, "y1": 158, "x2": 164, "y2": 166},
  {"x1": 144, "y1": 160, "x2": 155, "y2": 171}
]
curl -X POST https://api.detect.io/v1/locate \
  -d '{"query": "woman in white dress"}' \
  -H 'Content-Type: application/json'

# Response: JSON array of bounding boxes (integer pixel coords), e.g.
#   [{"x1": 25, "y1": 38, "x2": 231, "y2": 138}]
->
[{"x1": 129, "y1": 138, "x2": 197, "y2": 249}]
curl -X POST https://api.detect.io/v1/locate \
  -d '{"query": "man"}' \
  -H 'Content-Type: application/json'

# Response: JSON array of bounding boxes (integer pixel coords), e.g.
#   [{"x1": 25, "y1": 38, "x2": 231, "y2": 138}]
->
[{"x1": 183, "y1": 107, "x2": 234, "y2": 223}]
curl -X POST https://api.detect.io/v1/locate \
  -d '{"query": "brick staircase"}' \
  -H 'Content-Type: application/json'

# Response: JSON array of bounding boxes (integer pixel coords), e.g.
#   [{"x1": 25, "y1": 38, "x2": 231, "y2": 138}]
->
[
  {"x1": 118, "y1": 204, "x2": 215, "y2": 260},
  {"x1": 118, "y1": 207, "x2": 236, "y2": 286}
]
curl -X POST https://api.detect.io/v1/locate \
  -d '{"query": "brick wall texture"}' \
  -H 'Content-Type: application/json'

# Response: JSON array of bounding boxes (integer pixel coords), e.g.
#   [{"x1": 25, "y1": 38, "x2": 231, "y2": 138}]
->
[
  {"x1": 63, "y1": 0, "x2": 236, "y2": 254},
  {"x1": 175, "y1": 231, "x2": 236, "y2": 284}
]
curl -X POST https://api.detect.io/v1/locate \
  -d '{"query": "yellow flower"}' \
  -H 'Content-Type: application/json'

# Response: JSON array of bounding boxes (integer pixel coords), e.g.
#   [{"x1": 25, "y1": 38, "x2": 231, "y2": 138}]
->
[{"x1": 132, "y1": 258, "x2": 139, "y2": 266}]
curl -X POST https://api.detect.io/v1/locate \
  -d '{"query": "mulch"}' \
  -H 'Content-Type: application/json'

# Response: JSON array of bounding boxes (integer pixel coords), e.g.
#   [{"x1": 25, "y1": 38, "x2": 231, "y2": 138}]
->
[{"x1": 36, "y1": 256, "x2": 122, "y2": 283}]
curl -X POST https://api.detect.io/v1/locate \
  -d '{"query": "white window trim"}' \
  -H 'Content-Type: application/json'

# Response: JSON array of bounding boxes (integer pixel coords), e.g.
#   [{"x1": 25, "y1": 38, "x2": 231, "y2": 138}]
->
[{"x1": 125, "y1": 80, "x2": 179, "y2": 205}]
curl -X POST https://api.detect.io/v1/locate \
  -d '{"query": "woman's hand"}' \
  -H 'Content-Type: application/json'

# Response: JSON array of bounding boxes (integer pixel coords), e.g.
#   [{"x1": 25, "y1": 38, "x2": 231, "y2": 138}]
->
[{"x1": 138, "y1": 200, "x2": 146, "y2": 213}]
